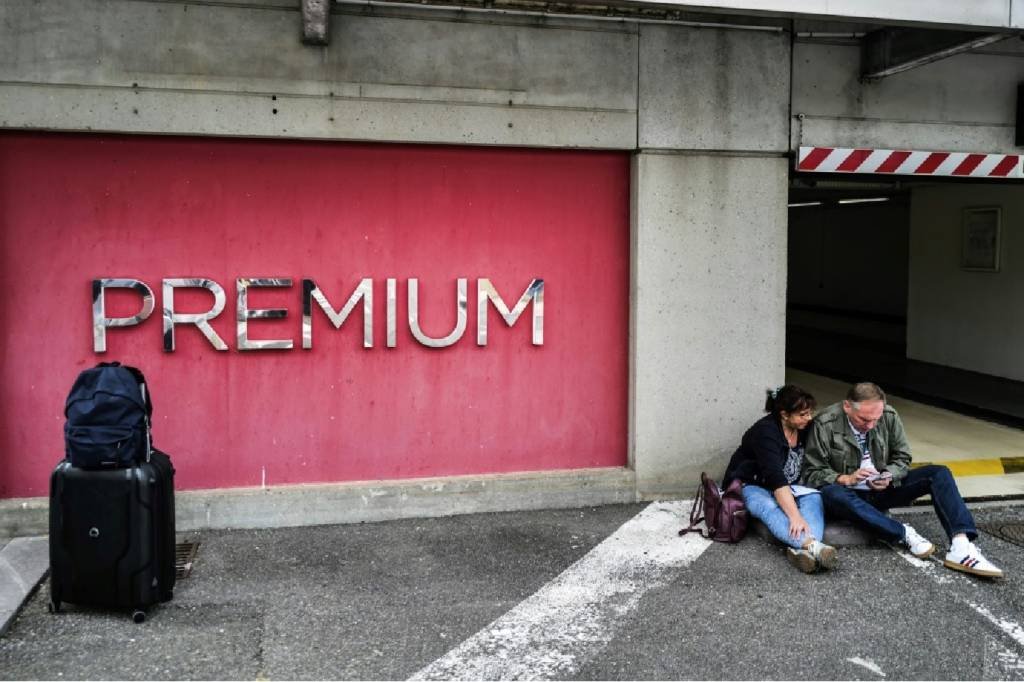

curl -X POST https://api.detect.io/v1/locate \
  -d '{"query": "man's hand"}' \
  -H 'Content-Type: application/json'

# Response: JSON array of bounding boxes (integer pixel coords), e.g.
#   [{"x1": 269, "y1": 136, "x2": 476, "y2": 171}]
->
[
  {"x1": 839, "y1": 468, "x2": 876, "y2": 486},
  {"x1": 868, "y1": 472, "x2": 892, "y2": 490}
]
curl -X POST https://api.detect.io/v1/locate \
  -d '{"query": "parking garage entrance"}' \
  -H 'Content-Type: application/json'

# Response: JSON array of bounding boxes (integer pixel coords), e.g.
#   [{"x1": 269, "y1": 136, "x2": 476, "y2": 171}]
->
[{"x1": 786, "y1": 156, "x2": 1024, "y2": 498}]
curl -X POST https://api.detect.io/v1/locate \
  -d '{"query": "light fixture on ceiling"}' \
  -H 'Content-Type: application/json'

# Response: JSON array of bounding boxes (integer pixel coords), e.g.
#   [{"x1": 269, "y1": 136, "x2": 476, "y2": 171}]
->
[
  {"x1": 838, "y1": 197, "x2": 891, "y2": 205},
  {"x1": 787, "y1": 201, "x2": 823, "y2": 208}
]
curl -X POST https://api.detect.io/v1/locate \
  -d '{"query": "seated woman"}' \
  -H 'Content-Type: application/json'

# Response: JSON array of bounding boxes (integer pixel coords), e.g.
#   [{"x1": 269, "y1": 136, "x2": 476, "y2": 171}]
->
[{"x1": 724, "y1": 384, "x2": 837, "y2": 573}]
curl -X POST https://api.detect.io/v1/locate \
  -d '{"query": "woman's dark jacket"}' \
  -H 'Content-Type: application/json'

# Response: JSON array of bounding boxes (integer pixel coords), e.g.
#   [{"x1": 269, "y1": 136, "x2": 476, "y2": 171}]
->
[{"x1": 723, "y1": 413, "x2": 808, "y2": 491}]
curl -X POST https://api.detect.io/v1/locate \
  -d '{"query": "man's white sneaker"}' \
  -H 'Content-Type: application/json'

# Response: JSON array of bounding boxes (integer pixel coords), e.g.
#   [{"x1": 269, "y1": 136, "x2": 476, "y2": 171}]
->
[
  {"x1": 943, "y1": 543, "x2": 1004, "y2": 578},
  {"x1": 902, "y1": 524, "x2": 935, "y2": 559}
]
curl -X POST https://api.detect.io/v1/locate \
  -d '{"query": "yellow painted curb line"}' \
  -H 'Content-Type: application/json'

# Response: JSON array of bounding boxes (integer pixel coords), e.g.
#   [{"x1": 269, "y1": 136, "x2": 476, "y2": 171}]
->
[{"x1": 911, "y1": 457, "x2": 1024, "y2": 477}]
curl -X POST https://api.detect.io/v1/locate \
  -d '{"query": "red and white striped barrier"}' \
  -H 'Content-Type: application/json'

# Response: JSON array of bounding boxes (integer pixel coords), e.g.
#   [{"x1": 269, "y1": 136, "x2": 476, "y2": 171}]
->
[{"x1": 797, "y1": 147, "x2": 1022, "y2": 179}]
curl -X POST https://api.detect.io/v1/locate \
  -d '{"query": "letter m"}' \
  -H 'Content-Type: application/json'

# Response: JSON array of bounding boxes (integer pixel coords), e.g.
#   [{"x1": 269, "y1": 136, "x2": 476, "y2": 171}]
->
[{"x1": 476, "y1": 278, "x2": 544, "y2": 346}]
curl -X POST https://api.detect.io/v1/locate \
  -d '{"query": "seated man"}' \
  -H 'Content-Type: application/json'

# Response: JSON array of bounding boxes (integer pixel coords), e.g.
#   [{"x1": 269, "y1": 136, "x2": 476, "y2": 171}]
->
[{"x1": 803, "y1": 382, "x2": 1003, "y2": 578}]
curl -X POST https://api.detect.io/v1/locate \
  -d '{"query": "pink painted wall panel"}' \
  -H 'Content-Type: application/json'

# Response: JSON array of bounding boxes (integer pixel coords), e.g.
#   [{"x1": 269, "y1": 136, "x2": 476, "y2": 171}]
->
[{"x1": 0, "y1": 133, "x2": 629, "y2": 498}]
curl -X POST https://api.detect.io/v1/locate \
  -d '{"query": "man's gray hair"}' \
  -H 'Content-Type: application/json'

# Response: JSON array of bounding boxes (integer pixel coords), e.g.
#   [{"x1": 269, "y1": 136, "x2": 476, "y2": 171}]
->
[{"x1": 846, "y1": 382, "x2": 886, "y2": 410}]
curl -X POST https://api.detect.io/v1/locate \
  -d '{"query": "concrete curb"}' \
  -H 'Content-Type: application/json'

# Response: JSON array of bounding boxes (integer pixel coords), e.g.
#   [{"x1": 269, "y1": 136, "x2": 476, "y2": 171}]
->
[
  {"x1": 0, "y1": 467, "x2": 638, "y2": 536},
  {"x1": 0, "y1": 537, "x2": 48, "y2": 637},
  {"x1": 175, "y1": 466, "x2": 639, "y2": 531}
]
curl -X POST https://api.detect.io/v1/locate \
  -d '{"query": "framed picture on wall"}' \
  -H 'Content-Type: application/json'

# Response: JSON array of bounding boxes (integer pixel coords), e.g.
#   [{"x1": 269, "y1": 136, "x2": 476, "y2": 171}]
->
[{"x1": 961, "y1": 207, "x2": 1001, "y2": 272}]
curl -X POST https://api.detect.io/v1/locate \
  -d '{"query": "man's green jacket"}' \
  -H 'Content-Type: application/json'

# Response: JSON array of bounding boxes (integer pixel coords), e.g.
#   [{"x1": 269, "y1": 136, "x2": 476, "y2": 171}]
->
[{"x1": 803, "y1": 402, "x2": 913, "y2": 489}]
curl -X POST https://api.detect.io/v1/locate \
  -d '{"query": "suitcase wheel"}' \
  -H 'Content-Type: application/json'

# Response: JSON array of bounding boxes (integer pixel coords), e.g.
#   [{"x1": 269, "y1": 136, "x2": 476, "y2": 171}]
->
[
  {"x1": 132, "y1": 609, "x2": 146, "y2": 624},
  {"x1": 160, "y1": 589, "x2": 174, "y2": 603},
  {"x1": 48, "y1": 599, "x2": 61, "y2": 614}
]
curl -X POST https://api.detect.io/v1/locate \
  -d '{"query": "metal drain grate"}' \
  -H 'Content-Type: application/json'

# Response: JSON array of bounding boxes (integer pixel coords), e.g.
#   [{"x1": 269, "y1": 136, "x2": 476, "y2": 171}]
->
[
  {"x1": 175, "y1": 540, "x2": 200, "y2": 579},
  {"x1": 978, "y1": 523, "x2": 1024, "y2": 548}
]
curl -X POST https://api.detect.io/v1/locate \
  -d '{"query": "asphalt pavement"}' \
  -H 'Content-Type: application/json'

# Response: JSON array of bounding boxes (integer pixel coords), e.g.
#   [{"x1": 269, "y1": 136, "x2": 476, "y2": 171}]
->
[{"x1": 2, "y1": 500, "x2": 1024, "y2": 680}]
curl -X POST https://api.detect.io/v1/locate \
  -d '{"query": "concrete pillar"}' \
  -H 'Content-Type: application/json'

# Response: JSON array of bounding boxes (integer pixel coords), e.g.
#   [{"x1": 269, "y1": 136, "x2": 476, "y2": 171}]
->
[
  {"x1": 629, "y1": 22, "x2": 791, "y2": 498},
  {"x1": 630, "y1": 151, "x2": 788, "y2": 498}
]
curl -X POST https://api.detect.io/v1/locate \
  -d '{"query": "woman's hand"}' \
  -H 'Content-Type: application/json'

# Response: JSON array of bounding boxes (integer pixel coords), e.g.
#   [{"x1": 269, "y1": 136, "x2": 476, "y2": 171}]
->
[{"x1": 788, "y1": 514, "x2": 810, "y2": 541}]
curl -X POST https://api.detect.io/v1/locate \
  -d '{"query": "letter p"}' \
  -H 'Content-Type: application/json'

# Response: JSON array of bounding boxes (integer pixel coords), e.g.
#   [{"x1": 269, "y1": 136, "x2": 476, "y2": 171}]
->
[{"x1": 92, "y1": 279, "x2": 155, "y2": 353}]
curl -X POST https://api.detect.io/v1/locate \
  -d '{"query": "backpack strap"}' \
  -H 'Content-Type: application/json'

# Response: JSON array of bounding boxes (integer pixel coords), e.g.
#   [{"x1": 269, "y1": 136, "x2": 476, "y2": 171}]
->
[
  {"x1": 118, "y1": 365, "x2": 153, "y2": 418},
  {"x1": 125, "y1": 366, "x2": 153, "y2": 462}
]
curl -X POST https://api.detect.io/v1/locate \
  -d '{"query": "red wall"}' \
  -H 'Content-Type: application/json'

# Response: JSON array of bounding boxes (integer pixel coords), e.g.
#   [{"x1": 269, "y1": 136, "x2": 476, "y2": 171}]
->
[{"x1": 0, "y1": 133, "x2": 629, "y2": 498}]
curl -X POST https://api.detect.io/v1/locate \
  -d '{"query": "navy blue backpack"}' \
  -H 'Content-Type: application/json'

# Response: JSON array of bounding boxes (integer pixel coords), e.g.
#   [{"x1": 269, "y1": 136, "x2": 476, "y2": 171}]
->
[{"x1": 64, "y1": 362, "x2": 153, "y2": 469}]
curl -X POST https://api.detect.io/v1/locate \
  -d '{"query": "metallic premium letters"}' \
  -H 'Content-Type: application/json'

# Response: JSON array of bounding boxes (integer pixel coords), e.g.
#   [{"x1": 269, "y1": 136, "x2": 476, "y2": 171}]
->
[{"x1": 93, "y1": 277, "x2": 544, "y2": 352}]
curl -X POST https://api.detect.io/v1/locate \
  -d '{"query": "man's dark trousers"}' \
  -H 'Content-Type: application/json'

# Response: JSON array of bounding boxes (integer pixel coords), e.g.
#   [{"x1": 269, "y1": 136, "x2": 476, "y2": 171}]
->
[{"x1": 819, "y1": 465, "x2": 978, "y2": 542}]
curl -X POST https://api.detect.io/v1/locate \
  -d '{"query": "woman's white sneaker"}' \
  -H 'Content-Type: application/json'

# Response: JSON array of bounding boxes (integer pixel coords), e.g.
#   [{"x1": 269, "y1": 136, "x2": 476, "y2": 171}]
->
[
  {"x1": 943, "y1": 543, "x2": 1004, "y2": 578},
  {"x1": 786, "y1": 547, "x2": 818, "y2": 574},
  {"x1": 808, "y1": 540, "x2": 839, "y2": 570},
  {"x1": 902, "y1": 524, "x2": 935, "y2": 558}
]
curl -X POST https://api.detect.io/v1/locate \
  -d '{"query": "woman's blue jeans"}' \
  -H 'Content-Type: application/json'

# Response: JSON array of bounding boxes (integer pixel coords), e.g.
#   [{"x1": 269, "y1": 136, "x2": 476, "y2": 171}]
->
[{"x1": 741, "y1": 484, "x2": 825, "y2": 549}]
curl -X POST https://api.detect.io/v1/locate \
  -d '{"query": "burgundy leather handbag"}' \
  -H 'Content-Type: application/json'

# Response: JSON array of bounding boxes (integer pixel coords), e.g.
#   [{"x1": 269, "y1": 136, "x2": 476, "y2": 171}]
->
[{"x1": 679, "y1": 472, "x2": 748, "y2": 543}]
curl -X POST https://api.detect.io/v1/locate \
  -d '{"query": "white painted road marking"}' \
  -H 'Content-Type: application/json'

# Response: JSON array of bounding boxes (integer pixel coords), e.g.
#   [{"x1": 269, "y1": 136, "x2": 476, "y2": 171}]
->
[
  {"x1": 893, "y1": 548, "x2": 1024, "y2": 670},
  {"x1": 846, "y1": 657, "x2": 886, "y2": 677},
  {"x1": 409, "y1": 500, "x2": 711, "y2": 681}
]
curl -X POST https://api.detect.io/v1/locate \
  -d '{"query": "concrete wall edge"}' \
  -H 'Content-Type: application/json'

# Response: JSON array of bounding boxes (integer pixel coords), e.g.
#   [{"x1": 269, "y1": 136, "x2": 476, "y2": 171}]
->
[
  {"x1": 638, "y1": 148, "x2": 791, "y2": 157},
  {"x1": 0, "y1": 467, "x2": 639, "y2": 537}
]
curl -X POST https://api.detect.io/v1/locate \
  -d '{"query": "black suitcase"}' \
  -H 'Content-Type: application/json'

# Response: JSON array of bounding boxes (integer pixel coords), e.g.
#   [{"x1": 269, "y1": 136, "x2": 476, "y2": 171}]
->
[{"x1": 49, "y1": 450, "x2": 176, "y2": 622}]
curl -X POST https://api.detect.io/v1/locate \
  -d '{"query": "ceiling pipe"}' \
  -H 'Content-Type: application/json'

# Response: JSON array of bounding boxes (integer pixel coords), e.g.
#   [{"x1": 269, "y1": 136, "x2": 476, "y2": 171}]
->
[
  {"x1": 334, "y1": 0, "x2": 786, "y2": 31},
  {"x1": 862, "y1": 30, "x2": 1012, "y2": 80}
]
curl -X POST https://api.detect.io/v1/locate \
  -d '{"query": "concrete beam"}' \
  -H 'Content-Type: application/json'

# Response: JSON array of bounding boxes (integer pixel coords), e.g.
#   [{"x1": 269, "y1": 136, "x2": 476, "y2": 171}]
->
[
  {"x1": 0, "y1": 0, "x2": 637, "y2": 149},
  {"x1": 638, "y1": 24, "x2": 790, "y2": 152},
  {"x1": 862, "y1": 28, "x2": 1012, "y2": 81},
  {"x1": 792, "y1": 41, "x2": 1023, "y2": 154},
  {"x1": 0, "y1": 83, "x2": 636, "y2": 149},
  {"x1": 606, "y1": 0, "x2": 1024, "y2": 32}
]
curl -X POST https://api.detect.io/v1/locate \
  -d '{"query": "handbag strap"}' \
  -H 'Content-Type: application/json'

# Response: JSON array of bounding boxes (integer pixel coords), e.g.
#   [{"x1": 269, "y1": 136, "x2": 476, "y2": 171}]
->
[{"x1": 678, "y1": 474, "x2": 707, "y2": 537}]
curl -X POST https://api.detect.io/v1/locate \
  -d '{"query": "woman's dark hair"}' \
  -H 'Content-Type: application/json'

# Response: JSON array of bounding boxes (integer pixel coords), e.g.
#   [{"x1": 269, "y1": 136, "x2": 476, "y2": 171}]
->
[{"x1": 764, "y1": 384, "x2": 816, "y2": 419}]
